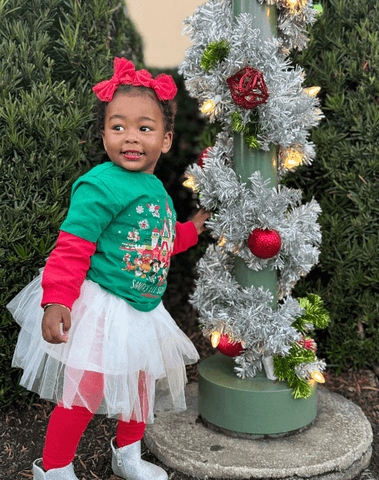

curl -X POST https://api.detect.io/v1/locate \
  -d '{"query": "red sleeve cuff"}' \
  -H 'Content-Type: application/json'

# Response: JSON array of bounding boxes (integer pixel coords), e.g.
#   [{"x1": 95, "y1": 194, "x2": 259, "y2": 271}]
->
[
  {"x1": 41, "y1": 286, "x2": 80, "y2": 310},
  {"x1": 172, "y1": 221, "x2": 198, "y2": 256}
]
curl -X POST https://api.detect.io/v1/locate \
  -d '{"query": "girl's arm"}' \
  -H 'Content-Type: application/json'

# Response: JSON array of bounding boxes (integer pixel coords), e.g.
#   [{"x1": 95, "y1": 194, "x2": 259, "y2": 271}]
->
[
  {"x1": 41, "y1": 178, "x2": 117, "y2": 344},
  {"x1": 41, "y1": 231, "x2": 96, "y2": 344},
  {"x1": 173, "y1": 209, "x2": 210, "y2": 255}
]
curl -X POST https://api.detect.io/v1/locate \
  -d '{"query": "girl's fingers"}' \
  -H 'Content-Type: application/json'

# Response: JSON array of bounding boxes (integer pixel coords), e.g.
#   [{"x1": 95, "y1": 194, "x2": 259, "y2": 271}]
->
[{"x1": 42, "y1": 306, "x2": 71, "y2": 344}]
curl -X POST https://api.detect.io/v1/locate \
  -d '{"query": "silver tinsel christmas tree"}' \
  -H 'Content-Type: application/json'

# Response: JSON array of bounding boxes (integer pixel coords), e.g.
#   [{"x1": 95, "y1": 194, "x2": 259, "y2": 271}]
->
[{"x1": 180, "y1": 0, "x2": 327, "y2": 393}]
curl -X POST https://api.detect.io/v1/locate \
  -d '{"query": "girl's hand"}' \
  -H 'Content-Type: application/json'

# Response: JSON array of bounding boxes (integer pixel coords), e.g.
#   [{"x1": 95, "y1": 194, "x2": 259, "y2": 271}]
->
[
  {"x1": 191, "y1": 209, "x2": 211, "y2": 235},
  {"x1": 42, "y1": 305, "x2": 71, "y2": 344}
]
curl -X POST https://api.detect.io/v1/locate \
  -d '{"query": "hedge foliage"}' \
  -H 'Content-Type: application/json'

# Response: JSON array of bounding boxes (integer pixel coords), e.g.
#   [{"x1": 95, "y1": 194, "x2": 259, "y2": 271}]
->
[
  {"x1": 284, "y1": 0, "x2": 379, "y2": 372},
  {"x1": 0, "y1": 0, "x2": 144, "y2": 407}
]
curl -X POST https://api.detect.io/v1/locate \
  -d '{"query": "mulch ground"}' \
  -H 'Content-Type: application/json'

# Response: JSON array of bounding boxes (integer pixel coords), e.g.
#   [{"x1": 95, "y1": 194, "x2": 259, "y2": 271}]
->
[{"x1": 1, "y1": 254, "x2": 378, "y2": 479}]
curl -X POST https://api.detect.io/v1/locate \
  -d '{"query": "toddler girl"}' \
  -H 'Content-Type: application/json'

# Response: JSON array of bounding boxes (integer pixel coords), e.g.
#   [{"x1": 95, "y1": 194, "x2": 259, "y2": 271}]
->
[{"x1": 7, "y1": 57, "x2": 209, "y2": 480}]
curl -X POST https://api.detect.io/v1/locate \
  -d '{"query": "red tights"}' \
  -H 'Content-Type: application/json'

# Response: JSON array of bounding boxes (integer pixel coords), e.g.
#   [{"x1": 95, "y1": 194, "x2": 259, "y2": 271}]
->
[{"x1": 43, "y1": 371, "x2": 147, "y2": 471}]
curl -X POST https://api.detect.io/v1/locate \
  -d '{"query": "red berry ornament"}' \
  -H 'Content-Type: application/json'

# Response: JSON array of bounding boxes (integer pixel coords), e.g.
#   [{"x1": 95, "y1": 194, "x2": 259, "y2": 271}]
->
[
  {"x1": 298, "y1": 336, "x2": 317, "y2": 353},
  {"x1": 217, "y1": 335, "x2": 244, "y2": 357},
  {"x1": 248, "y1": 228, "x2": 281, "y2": 259},
  {"x1": 198, "y1": 147, "x2": 213, "y2": 169}
]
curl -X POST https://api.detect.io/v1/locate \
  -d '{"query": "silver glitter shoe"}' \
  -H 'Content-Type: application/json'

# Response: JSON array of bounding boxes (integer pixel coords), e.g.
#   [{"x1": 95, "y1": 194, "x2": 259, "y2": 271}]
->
[
  {"x1": 33, "y1": 458, "x2": 79, "y2": 480},
  {"x1": 111, "y1": 437, "x2": 168, "y2": 480}
]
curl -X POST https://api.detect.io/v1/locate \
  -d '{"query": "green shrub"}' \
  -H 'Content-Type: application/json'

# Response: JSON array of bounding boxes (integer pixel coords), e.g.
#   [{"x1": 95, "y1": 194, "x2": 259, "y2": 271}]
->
[
  {"x1": 284, "y1": 0, "x2": 379, "y2": 372},
  {"x1": 0, "y1": 0, "x2": 143, "y2": 407}
]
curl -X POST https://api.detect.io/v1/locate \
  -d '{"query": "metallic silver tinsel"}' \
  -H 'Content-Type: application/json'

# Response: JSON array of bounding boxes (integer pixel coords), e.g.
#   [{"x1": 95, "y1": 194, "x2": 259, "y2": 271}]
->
[
  {"x1": 258, "y1": 0, "x2": 318, "y2": 52},
  {"x1": 191, "y1": 245, "x2": 302, "y2": 379},
  {"x1": 186, "y1": 134, "x2": 322, "y2": 299},
  {"x1": 294, "y1": 359, "x2": 327, "y2": 380}
]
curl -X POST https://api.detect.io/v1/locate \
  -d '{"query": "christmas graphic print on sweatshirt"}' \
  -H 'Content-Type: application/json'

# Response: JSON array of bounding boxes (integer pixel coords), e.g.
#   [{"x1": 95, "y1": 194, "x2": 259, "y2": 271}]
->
[{"x1": 60, "y1": 162, "x2": 177, "y2": 312}]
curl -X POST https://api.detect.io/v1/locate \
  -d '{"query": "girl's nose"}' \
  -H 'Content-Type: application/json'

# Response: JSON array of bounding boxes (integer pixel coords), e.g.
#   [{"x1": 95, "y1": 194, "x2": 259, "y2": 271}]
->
[{"x1": 124, "y1": 129, "x2": 138, "y2": 143}]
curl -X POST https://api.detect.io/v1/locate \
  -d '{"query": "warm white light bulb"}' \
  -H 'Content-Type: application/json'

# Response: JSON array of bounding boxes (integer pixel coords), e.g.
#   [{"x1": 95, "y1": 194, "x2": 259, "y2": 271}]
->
[
  {"x1": 201, "y1": 99, "x2": 216, "y2": 115},
  {"x1": 283, "y1": 149, "x2": 304, "y2": 169},
  {"x1": 211, "y1": 331, "x2": 221, "y2": 348},
  {"x1": 304, "y1": 86, "x2": 321, "y2": 96},
  {"x1": 285, "y1": 0, "x2": 304, "y2": 11},
  {"x1": 200, "y1": 95, "x2": 221, "y2": 116},
  {"x1": 311, "y1": 371, "x2": 325, "y2": 383},
  {"x1": 183, "y1": 176, "x2": 198, "y2": 192}
]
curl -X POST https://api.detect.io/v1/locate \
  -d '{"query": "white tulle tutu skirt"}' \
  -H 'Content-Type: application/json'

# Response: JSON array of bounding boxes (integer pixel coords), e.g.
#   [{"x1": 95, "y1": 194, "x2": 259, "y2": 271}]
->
[{"x1": 7, "y1": 272, "x2": 199, "y2": 424}]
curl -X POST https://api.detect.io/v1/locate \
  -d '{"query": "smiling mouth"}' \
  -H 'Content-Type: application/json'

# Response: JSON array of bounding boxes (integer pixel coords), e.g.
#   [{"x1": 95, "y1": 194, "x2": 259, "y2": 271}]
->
[{"x1": 122, "y1": 151, "x2": 143, "y2": 159}]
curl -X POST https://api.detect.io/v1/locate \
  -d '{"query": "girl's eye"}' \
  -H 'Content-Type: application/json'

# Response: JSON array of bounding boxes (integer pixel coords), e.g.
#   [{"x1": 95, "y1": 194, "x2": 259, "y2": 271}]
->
[
  {"x1": 113, "y1": 125, "x2": 124, "y2": 131},
  {"x1": 140, "y1": 126, "x2": 152, "y2": 132}
]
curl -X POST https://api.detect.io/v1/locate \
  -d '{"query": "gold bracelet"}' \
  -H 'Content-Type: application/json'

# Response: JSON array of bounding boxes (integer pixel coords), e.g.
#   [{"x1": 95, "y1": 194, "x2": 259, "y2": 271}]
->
[{"x1": 43, "y1": 303, "x2": 71, "y2": 313}]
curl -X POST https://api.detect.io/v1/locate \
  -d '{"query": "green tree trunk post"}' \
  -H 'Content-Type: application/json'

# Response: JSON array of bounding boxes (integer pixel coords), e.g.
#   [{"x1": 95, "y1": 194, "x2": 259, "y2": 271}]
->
[{"x1": 232, "y1": 0, "x2": 278, "y2": 305}]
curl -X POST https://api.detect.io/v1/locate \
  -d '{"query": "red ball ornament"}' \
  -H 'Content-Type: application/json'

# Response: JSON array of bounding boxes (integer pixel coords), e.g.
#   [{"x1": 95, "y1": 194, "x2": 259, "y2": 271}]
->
[
  {"x1": 248, "y1": 228, "x2": 281, "y2": 259},
  {"x1": 227, "y1": 67, "x2": 269, "y2": 109},
  {"x1": 198, "y1": 147, "x2": 213, "y2": 169},
  {"x1": 217, "y1": 335, "x2": 244, "y2": 357}
]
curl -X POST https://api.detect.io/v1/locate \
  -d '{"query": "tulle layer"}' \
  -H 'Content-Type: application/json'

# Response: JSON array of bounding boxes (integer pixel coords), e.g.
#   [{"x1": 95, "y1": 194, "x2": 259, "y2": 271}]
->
[{"x1": 7, "y1": 273, "x2": 199, "y2": 423}]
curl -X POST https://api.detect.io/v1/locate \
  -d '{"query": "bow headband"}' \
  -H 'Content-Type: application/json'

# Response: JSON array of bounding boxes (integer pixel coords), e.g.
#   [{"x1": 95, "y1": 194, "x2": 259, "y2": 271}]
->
[{"x1": 92, "y1": 57, "x2": 177, "y2": 102}]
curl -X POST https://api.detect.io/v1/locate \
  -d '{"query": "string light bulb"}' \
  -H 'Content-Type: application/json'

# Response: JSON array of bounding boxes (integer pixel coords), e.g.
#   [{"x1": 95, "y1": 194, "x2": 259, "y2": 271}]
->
[
  {"x1": 284, "y1": 0, "x2": 306, "y2": 11},
  {"x1": 283, "y1": 148, "x2": 305, "y2": 169},
  {"x1": 304, "y1": 86, "x2": 321, "y2": 97},
  {"x1": 183, "y1": 175, "x2": 199, "y2": 192},
  {"x1": 218, "y1": 236, "x2": 226, "y2": 247},
  {"x1": 311, "y1": 371, "x2": 325, "y2": 383},
  {"x1": 201, "y1": 99, "x2": 215, "y2": 115},
  {"x1": 201, "y1": 95, "x2": 221, "y2": 116},
  {"x1": 211, "y1": 331, "x2": 221, "y2": 348}
]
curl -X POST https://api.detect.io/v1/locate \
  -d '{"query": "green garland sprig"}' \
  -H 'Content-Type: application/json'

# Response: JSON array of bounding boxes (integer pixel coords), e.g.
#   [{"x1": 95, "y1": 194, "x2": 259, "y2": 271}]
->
[
  {"x1": 273, "y1": 294, "x2": 330, "y2": 399},
  {"x1": 231, "y1": 111, "x2": 261, "y2": 150},
  {"x1": 292, "y1": 293, "x2": 330, "y2": 334},
  {"x1": 273, "y1": 343, "x2": 315, "y2": 399},
  {"x1": 201, "y1": 40, "x2": 230, "y2": 71}
]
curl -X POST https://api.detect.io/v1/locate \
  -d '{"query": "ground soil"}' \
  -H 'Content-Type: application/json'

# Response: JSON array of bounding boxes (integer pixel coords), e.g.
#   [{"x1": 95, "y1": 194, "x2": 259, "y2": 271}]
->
[{"x1": 1, "y1": 253, "x2": 378, "y2": 480}]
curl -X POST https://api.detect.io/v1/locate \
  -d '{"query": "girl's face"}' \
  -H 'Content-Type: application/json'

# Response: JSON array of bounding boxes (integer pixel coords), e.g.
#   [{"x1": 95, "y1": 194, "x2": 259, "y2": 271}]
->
[{"x1": 102, "y1": 93, "x2": 173, "y2": 174}]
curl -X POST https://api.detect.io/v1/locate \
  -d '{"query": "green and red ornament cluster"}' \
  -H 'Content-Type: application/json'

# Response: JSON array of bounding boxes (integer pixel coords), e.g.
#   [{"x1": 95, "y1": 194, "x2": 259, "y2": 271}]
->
[{"x1": 273, "y1": 293, "x2": 329, "y2": 398}]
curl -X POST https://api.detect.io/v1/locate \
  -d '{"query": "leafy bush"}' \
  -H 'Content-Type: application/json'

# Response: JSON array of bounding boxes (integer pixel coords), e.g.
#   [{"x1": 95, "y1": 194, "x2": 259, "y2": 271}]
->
[
  {"x1": 0, "y1": 0, "x2": 143, "y2": 407},
  {"x1": 284, "y1": 0, "x2": 379, "y2": 372}
]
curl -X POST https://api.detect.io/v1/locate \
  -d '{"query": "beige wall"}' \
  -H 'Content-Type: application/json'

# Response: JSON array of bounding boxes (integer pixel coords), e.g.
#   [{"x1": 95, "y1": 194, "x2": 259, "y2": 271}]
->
[{"x1": 126, "y1": 0, "x2": 204, "y2": 68}]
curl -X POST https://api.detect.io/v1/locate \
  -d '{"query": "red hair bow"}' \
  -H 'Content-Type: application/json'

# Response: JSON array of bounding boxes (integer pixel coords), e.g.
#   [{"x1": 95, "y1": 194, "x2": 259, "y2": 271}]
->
[{"x1": 92, "y1": 57, "x2": 177, "y2": 102}]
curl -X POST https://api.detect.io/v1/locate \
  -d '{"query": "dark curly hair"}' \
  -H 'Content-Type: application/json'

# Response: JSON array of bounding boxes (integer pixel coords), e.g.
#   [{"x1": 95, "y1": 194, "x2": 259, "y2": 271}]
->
[{"x1": 94, "y1": 84, "x2": 177, "y2": 134}]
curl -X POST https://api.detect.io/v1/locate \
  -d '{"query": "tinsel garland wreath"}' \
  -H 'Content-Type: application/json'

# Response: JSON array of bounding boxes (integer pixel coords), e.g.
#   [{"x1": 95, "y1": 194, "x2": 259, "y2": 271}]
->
[
  {"x1": 181, "y1": 1, "x2": 326, "y2": 382},
  {"x1": 179, "y1": 0, "x2": 323, "y2": 154},
  {"x1": 185, "y1": 133, "x2": 322, "y2": 299}
]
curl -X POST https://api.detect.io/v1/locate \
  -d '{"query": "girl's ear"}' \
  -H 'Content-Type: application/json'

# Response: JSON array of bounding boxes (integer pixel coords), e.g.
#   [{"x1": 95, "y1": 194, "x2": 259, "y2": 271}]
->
[{"x1": 161, "y1": 131, "x2": 173, "y2": 154}]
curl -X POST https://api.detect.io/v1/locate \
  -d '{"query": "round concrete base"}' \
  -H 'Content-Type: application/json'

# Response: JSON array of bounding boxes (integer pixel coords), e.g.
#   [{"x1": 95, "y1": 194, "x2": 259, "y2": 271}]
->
[{"x1": 144, "y1": 383, "x2": 373, "y2": 480}]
